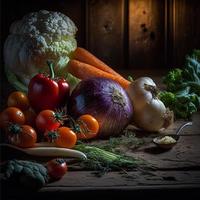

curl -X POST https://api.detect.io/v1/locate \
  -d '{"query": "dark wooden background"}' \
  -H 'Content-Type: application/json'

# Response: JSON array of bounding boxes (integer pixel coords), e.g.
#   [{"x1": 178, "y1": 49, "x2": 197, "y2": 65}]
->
[{"x1": 1, "y1": 0, "x2": 200, "y2": 71}]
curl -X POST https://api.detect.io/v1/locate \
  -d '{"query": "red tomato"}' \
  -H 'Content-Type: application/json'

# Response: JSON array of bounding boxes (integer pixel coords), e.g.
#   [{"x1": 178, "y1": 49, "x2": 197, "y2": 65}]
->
[
  {"x1": 7, "y1": 124, "x2": 37, "y2": 148},
  {"x1": 45, "y1": 127, "x2": 77, "y2": 148},
  {"x1": 0, "y1": 107, "x2": 25, "y2": 129},
  {"x1": 47, "y1": 158, "x2": 68, "y2": 180},
  {"x1": 7, "y1": 91, "x2": 30, "y2": 111},
  {"x1": 76, "y1": 114, "x2": 99, "y2": 140},
  {"x1": 35, "y1": 110, "x2": 61, "y2": 133}
]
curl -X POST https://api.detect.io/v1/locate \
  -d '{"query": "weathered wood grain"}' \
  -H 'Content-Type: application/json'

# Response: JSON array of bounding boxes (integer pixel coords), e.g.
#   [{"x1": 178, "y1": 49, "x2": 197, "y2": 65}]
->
[
  {"x1": 170, "y1": 0, "x2": 200, "y2": 67},
  {"x1": 129, "y1": 0, "x2": 166, "y2": 69},
  {"x1": 43, "y1": 170, "x2": 200, "y2": 187},
  {"x1": 126, "y1": 114, "x2": 200, "y2": 170},
  {"x1": 86, "y1": 0, "x2": 125, "y2": 70},
  {"x1": 132, "y1": 135, "x2": 200, "y2": 170},
  {"x1": 3, "y1": 170, "x2": 200, "y2": 199}
]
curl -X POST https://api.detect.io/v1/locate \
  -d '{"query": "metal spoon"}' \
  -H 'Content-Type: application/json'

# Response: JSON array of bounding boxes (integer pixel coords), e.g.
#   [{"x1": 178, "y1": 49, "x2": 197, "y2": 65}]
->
[{"x1": 153, "y1": 121, "x2": 193, "y2": 149}]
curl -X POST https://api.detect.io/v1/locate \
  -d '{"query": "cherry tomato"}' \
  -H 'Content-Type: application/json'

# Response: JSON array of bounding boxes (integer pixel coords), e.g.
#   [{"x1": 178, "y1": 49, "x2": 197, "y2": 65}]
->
[
  {"x1": 23, "y1": 108, "x2": 37, "y2": 127},
  {"x1": 7, "y1": 124, "x2": 37, "y2": 148},
  {"x1": 0, "y1": 107, "x2": 25, "y2": 129},
  {"x1": 35, "y1": 110, "x2": 62, "y2": 133},
  {"x1": 7, "y1": 91, "x2": 30, "y2": 111},
  {"x1": 45, "y1": 127, "x2": 77, "y2": 148},
  {"x1": 47, "y1": 158, "x2": 68, "y2": 180},
  {"x1": 76, "y1": 114, "x2": 99, "y2": 140}
]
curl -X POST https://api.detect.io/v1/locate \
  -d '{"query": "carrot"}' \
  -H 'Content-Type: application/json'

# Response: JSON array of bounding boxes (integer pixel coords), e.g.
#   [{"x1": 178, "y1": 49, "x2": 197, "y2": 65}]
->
[
  {"x1": 67, "y1": 59, "x2": 130, "y2": 89},
  {"x1": 73, "y1": 47, "x2": 123, "y2": 77}
]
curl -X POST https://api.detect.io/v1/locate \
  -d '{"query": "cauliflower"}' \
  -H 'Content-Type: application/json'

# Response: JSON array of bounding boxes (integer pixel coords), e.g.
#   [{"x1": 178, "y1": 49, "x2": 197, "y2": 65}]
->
[{"x1": 4, "y1": 10, "x2": 79, "y2": 92}]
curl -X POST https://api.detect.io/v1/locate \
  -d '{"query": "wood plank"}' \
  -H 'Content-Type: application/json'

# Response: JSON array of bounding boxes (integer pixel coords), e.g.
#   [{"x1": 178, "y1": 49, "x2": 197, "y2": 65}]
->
[
  {"x1": 170, "y1": 0, "x2": 200, "y2": 67},
  {"x1": 3, "y1": 171, "x2": 200, "y2": 199},
  {"x1": 44, "y1": 170, "x2": 200, "y2": 187},
  {"x1": 86, "y1": 0, "x2": 125, "y2": 70},
  {"x1": 129, "y1": 0, "x2": 166, "y2": 69},
  {"x1": 132, "y1": 135, "x2": 200, "y2": 170},
  {"x1": 1, "y1": 116, "x2": 200, "y2": 197},
  {"x1": 128, "y1": 113, "x2": 200, "y2": 170}
]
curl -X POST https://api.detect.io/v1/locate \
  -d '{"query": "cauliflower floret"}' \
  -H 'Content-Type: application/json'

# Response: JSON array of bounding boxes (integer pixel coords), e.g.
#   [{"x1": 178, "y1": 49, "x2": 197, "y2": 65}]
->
[{"x1": 4, "y1": 10, "x2": 78, "y2": 90}]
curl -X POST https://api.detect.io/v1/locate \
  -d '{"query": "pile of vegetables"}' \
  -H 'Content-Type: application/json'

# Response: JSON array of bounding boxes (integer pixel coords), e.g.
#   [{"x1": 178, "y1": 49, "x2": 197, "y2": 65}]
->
[
  {"x1": 1, "y1": 159, "x2": 68, "y2": 189},
  {"x1": 0, "y1": 63, "x2": 102, "y2": 148},
  {"x1": 5, "y1": 9, "x2": 200, "y2": 190},
  {"x1": 3, "y1": 10, "x2": 80, "y2": 92},
  {"x1": 69, "y1": 77, "x2": 133, "y2": 137},
  {"x1": 2, "y1": 10, "x2": 174, "y2": 134},
  {"x1": 0, "y1": 51, "x2": 142, "y2": 188},
  {"x1": 159, "y1": 50, "x2": 200, "y2": 119},
  {"x1": 67, "y1": 47, "x2": 174, "y2": 132}
]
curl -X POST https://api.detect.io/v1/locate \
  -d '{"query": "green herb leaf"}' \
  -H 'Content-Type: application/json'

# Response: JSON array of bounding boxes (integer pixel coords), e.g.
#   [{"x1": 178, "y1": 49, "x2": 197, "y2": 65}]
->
[
  {"x1": 1, "y1": 160, "x2": 49, "y2": 189},
  {"x1": 161, "y1": 49, "x2": 200, "y2": 119}
]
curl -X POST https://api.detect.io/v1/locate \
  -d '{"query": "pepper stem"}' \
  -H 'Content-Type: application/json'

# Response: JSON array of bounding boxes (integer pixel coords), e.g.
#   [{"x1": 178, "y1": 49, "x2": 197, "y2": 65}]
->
[{"x1": 47, "y1": 60, "x2": 55, "y2": 79}]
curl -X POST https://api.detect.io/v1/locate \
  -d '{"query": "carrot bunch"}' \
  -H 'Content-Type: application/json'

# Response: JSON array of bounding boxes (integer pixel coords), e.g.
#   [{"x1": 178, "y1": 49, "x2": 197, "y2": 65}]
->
[{"x1": 67, "y1": 47, "x2": 130, "y2": 89}]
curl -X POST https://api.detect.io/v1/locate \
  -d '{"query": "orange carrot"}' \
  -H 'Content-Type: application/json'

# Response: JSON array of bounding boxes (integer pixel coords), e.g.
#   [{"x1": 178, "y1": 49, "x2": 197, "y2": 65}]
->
[
  {"x1": 67, "y1": 60, "x2": 130, "y2": 89},
  {"x1": 73, "y1": 47, "x2": 123, "y2": 77}
]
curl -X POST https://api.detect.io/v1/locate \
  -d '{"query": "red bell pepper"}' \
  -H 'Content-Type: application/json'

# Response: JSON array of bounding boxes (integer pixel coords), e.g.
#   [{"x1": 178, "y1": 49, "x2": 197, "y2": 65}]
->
[{"x1": 28, "y1": 61, "x2": 70, "y2": 112}]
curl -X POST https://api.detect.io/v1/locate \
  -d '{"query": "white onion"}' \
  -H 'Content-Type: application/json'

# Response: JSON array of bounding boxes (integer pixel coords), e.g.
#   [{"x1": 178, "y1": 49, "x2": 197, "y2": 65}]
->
[
  {"x1": 127, "y1": 77, "x2": 174, "y2": 132},
  {"x1": 132, "y1": 99, "x2": 173, "y2": 132}
]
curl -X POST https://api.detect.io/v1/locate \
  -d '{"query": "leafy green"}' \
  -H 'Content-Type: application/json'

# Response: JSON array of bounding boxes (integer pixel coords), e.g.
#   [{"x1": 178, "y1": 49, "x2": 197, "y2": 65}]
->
[
  {"x1": 1, "y1": 160, "x2": 48, "y2": 190},
  {"x1": 73, "y1": 129, "x2": 146, "y2": 176},
  {"x1": 65, "y1": 72, "x2": 81, "y2": 92},
  {"x1": 89, "y1": 130, "x2": 145, "y2": 154},
  {"x1": 74, "y1": 144, "x2": 143, "y2": 175},
  {"x1": 163, "y1": 68, "x2": 183, "y2": 92},
  {"x1": 159, "y1": 89, "x2": 199, "y2": 118},
  {"x1": 5, "y1": 68, "x2": 28, "y2": 92},
  {"x1": 5, "y1": 63, "x2": 80, "y2": 93},
  {"x1": 159, "y1": 49, "x2": 200, "y2": 119}
]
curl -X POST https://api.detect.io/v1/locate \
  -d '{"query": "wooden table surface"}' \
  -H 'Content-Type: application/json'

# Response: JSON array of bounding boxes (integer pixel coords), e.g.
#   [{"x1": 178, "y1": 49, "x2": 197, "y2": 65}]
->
[
  {"x1": 1, "y1": 71, "x2": 200, "y2": 199},
  {"x1": 2, "y1": 116, "x2": 200, "y2": 199}
]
